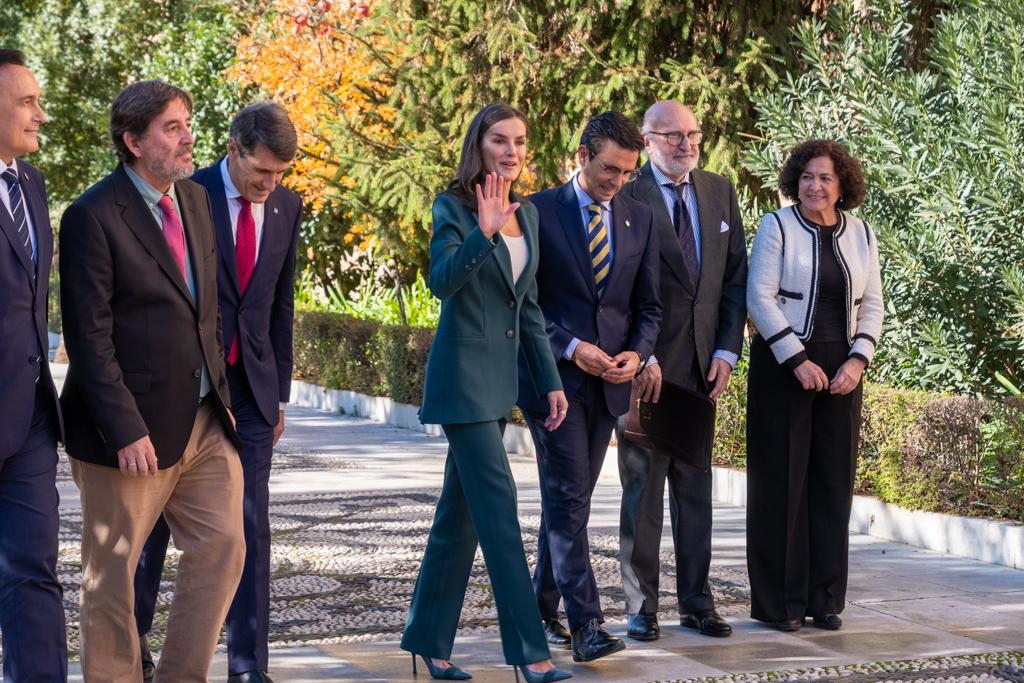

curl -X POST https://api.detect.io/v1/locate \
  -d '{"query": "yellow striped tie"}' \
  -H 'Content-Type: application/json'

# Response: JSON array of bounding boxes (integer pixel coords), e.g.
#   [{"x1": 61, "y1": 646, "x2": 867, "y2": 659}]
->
[{"x1": 587, "y1": 203, "x2": 610, "y2": 296}]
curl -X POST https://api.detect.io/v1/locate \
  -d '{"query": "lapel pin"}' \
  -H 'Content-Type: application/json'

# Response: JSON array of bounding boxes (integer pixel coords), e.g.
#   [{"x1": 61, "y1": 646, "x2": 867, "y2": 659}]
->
[
  {"x1": 23, "y1": 172, "x2": 29, "y2": 180},
  {"x1": 273, "y1": 207, "x2": 279, "y2": 215},
  {"x1": 625, "y1": 219, "x2": 631, "y2": 228}
]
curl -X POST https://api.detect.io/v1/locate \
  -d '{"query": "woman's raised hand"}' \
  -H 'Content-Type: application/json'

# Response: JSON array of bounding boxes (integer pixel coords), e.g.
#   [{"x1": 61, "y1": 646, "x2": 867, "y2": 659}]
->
[{"x1": 475, "y1": 172, "x2": 520, "y2": 238}]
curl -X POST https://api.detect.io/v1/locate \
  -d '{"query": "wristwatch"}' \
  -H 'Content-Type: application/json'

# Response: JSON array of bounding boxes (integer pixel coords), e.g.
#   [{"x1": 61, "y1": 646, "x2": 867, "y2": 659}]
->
[{"x1": 631, "y1": 349, "x2": 646, "y2": 375}]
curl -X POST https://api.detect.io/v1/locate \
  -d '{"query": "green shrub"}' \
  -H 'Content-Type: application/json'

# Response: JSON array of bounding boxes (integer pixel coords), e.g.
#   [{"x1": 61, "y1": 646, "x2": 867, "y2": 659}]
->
[
  {"x1": 372, "y1": 324, "x2": 433, "y2": 406},
  {"x1": 293, "y1": 310, "x2": 1024, "y2": 522},
  {"x1": 744, "y1": 0, "x2": 1024, "y2": 396}
]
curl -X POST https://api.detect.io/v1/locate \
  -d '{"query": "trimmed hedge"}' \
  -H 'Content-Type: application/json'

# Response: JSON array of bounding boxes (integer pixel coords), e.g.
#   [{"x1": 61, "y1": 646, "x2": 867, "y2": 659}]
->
[{"x1": 293, "y1": 310, "x2": 1024, "y2": 522}]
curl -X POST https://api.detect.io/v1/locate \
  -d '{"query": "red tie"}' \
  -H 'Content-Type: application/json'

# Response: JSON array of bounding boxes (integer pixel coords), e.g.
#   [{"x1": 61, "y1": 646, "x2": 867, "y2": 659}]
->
[
  {"x1": 157, "y1": 195, "x2": 187, "y2": 279},
  {"x1": 228, "y1": 197, "x2": 257, "y2": 365}
]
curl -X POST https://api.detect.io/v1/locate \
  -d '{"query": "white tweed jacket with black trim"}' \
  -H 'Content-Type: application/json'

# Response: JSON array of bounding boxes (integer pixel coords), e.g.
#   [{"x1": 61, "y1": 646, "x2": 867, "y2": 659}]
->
[{"x1": 747, "y1": 204, "x2": 884, "y2": 366}]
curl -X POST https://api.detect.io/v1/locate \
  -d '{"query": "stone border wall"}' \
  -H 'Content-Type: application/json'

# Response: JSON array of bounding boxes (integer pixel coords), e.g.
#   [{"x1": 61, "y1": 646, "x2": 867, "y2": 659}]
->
[{"x1": 291, "y1": 378, "x2": 1023, "y2": 571}]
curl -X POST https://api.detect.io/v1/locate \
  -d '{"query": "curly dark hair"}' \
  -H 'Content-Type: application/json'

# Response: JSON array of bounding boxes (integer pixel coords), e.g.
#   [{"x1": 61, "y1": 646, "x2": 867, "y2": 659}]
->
[{"x1": 778, "y1": 139, "x2": 867, "y2": 210}]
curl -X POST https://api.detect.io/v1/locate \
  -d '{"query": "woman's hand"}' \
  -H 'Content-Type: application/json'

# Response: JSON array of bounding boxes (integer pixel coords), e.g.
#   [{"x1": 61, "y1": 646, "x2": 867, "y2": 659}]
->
[
  {"x1": 475, "y1": 172, "x2": 520, "y2": 238},
  {"x1": 793, "y1": 359, "x2": 829, "y2": 391},
  {"x1": 544, "y1": 390, "x2": 569, "y2": 431},
  {"x1": 829, "y1": 357, "x2": 866, "y2": 395}
]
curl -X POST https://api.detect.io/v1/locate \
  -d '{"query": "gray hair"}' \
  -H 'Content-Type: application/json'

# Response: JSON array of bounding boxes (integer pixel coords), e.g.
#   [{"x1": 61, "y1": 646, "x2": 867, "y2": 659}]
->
[{"x1": 229, "y1": 102, "x2": 297, "y2": 162}]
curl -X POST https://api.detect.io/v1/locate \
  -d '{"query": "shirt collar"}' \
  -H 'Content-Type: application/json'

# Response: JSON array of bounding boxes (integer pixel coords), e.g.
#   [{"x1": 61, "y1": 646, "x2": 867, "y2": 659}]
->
[
  {"x1": 0, "y1": 158, "x2": 18, "y2": 179},
  {"x1": 572, "y1": 173, "x2": 610, "y2": 211},
  {"x1": 124, "y1": 163, "x2": 177, "y2": 207},
  {"x1": 649, "y1": 162, "x2": 689, "y2": 189},
  {"x1": 219, "y1": 156, "x2": 242, "y2": 201}
]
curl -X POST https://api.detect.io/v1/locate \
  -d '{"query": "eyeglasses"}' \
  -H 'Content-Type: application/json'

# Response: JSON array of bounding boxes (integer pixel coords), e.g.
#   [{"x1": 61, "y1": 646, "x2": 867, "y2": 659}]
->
[
  {"x1": 589, "y1": 153, "x2": 641, "y2": 182},
  {"x1": 645, "y1": 130, "x2": 704, "y2": 146}
]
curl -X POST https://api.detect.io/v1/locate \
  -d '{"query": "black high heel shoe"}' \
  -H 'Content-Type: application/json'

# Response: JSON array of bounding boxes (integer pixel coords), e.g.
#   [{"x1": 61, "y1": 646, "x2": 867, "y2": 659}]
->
[
  {"x1": 412, "y1": 653, "x2": 473, "y2": 680},
  {"x1": 513, "y1": 663, "x2": 572, "y2": 682}
]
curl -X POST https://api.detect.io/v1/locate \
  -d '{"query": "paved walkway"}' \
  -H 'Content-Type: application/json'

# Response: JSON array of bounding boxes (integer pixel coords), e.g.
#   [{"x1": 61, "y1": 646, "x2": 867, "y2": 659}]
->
[{"x1": 55, "y1": 402, "x2": 1022, "y2": 682}]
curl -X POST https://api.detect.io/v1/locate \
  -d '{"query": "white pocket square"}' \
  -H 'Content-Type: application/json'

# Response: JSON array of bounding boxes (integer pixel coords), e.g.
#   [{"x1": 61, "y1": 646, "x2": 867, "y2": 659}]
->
[{"x1": 720, "y1": 221, "x2": 730, "y2": 233}]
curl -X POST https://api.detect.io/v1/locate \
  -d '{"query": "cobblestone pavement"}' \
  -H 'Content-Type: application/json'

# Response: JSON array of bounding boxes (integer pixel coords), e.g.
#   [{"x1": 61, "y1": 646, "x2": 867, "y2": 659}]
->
[{"x1": 26, "y1": 390, "x2": 1024, "y2": 681}]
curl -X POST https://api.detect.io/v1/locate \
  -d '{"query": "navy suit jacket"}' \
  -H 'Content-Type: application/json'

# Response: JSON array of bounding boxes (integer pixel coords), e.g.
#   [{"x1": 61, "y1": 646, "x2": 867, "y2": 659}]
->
[
  {"x1": 192, "y1": 160, "x2": 301, "y2": 426},
  {"x1": 518, "y1": 179, "x2": 661, "y2": 417},
  {"x1": 0, "y1": 159, "x2": 63, "y2": 460}
]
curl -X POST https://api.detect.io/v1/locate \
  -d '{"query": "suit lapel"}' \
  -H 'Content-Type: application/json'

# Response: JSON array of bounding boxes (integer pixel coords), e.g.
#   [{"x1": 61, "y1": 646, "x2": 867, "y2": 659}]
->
[
  {"x1": 22, "y1": 169, "x2": 52, "y2": 287},
  {"x1": 247, "y1": 192, "x2": 282, "y2": 301},
  {"x1": 0, "y1": 190, "x2": 35, "y2": 288},
  {"x1": 114, "y1": 166, "x2": 195, "y2": 308},
  {"x1": 691, "y1": 170, "x2": 719, "y2": 291},
  {"x1": 202, "y1": 162, "x2": 241, "y2": 295},
  {"x1": 176, "y1": 181, "x2": 206, "y2": 310},
  {"x1": 604, "y1": 193, "x2": 632, "y2": 296},
  {"x1": 555, "y1": 181, "x2": 597, "y2": 299}
]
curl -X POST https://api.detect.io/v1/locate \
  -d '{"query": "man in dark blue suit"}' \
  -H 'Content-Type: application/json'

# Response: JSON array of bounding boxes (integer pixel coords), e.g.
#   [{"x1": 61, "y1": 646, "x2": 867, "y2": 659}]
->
[
  {"x1": 518, "y1": 111, "x2": 661, "y2": 663},
  {"x1": 0, "y1": 48, "x2": 67, "y2": 682},
  {"x1": 134, "y1": 102, "x2": 301, "y2": 683}
]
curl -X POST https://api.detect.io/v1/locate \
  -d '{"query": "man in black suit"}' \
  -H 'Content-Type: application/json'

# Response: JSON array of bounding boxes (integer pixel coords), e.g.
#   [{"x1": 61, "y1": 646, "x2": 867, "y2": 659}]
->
[
  {"x1": 0, "y1": 47, "x2": 68, "y2": 683},
  {"x1": 518, "y1": 111, "x2": 661, "y2": 663},
  {"x1": 60, "y1": 80, "x2": 245, "y2": 682},
  {"x1": 134, "y1": 102, "x2": 301, "y2": 683},
  {"x1": 617, "y1": 100, "x2": 747, "y2": 641}
]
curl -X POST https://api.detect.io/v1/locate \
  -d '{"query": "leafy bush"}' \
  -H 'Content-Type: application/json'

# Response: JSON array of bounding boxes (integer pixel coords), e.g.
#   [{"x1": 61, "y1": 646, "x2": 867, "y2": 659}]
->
[
  {"x1": 293, "y1": 311, "x2": 1024, "y2": 522},
  {"x1": 744, "y1": 0, "x2": 1024, "y2": 396}
]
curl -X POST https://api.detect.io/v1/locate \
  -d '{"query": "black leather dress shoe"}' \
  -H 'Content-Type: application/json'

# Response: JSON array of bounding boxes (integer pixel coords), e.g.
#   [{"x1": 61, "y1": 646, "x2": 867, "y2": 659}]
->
[
  {"x1": 762, "y1": 617, "x2": 802, "y2": 632},
  {"x1": 227, "y1": 671, "x2": 275, "y2": 683},
  {"x1": 571, "y1": 618, "x2": 626, "y2": 662},
  {"x1": 811, "y1": 614, "x2": 843, "y2": 630},
  {"x1": 140, "y1": 639, "x2": 156, "y2": 683},
  {"x1": 680, "y1": 609, "x2": 732, "y2": 637},
  {"x1": 542, "y1": 618, "x2": 571, "y2": 649},
  {"x1": 626, "y1": 613, "x2": 660, "y2": 641}
]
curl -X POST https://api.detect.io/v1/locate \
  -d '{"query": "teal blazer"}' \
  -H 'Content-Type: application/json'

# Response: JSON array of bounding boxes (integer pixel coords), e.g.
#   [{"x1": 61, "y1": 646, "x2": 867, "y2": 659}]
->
[{"x1": 420, "y1": 192, "x2": 562, "y2": 425}]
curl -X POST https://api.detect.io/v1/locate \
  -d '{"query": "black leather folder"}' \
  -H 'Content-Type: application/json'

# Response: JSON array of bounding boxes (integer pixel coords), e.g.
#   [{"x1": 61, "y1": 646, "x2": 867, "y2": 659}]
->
[{"x1": 622, "y1": 379, "x2": 716, "y2": 470}]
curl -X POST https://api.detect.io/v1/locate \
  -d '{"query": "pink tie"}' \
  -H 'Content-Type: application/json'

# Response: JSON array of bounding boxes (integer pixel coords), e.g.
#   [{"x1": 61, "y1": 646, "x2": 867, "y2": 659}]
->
[
  {"x1": 228, "y1": 197, "x2": 257, "y2": 365},
  {"x1": 157, "y1": 194, "x2": 187, "y2": 279}
]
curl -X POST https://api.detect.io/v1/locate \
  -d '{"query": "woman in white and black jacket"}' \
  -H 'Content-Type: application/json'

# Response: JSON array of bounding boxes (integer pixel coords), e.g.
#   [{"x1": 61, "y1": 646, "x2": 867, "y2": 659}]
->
[{"x1": 745, "y1": 139, "x2": 883, "y2": 633}]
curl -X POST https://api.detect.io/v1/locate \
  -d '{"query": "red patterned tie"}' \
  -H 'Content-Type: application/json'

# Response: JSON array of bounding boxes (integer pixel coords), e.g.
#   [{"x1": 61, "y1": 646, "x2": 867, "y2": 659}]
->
[
  {"x1": 228, "y1": 197, "x2": 257, "y2": 365},
  {"x1": 157, "y1": 195, "x2": 187, "y2": 279}
]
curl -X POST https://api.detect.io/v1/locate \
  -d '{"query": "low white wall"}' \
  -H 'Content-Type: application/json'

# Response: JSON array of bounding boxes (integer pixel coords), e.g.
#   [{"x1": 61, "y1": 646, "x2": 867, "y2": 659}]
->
[{"x1": 291, "y1": 379, "x2": 1023, "y2": 571}]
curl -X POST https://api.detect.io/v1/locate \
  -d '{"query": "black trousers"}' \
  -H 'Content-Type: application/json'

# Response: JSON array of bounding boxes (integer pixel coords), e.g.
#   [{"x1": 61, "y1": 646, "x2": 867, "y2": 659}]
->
[
  {"x1": 617, "y1": 352, "x2": 715, "y2": 616},
  {"x1": 745, "y1": 336, "x2": 863, "y2": 622}
]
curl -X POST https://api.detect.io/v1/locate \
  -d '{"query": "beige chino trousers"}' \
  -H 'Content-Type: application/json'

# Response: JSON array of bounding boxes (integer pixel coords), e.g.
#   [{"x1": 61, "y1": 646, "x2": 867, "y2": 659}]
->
[{"x1": 71, "y1": 400, "x2": 245, "y2": 683}]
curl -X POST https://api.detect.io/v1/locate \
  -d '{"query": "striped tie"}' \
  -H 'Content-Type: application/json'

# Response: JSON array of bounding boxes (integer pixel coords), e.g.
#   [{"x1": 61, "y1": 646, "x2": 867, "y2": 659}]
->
[
  {"x1": 3, "y1": 167, "x2": 35, "y2": 272},
  {"x1": 587, "y1": 203, "x2": 610, "y2": 296}
]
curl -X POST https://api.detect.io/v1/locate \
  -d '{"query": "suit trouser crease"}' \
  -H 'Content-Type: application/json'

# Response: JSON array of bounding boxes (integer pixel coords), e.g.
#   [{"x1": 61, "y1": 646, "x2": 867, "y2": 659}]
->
[
  {"x1": 525, "y1": 376, "x2": 615, "y2": 630},
  {"x1": 136, "y1": 364, "x2": 274, "y2": 675},
  {"x1": 73, "y1": 401, "x2": 245, "y2": 683},
  {"x1": 0, "y1": 386, "x2": 68, "y2": 683},
  {"x1": 617, "y1": 351, "x2": 715, "y2": 616},
  {"x1": 617, "y1": 429, "x2": 715, "y2": 616},
  {"x1": 746, "y1": 337, "x2": 861, "y2": 622},
  {"x1": 401, "y1": 420, "x2": 550, "y2": 665}
]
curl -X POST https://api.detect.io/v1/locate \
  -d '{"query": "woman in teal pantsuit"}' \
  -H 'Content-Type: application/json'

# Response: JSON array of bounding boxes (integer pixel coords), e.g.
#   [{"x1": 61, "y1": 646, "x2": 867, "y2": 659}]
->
[{"x1": 400, "y1": 104, "x2": 573, "y2": 683}]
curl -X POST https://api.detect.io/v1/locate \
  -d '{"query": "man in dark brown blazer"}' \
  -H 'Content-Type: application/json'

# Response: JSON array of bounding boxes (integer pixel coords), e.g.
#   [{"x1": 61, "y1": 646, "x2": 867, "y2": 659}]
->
[{"x1": 59, "y1": 80, "x2": 245, "y2": 682}]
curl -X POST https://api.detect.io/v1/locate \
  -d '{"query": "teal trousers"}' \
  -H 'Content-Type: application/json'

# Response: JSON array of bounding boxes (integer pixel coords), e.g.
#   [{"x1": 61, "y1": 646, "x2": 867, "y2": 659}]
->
[{"x1": 401, "y1": 420, "x2": 551, "y2": 665}]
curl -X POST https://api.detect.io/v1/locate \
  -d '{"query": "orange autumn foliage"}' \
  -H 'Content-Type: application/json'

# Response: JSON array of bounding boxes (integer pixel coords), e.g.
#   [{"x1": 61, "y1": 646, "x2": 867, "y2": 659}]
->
[{"x1": 232, "y1": 0, "x2": 395, "y2": 222}]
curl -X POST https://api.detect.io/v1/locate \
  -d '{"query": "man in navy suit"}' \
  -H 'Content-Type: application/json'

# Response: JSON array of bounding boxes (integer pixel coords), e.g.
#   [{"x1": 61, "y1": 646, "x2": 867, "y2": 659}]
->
[
  {"x1": 0, "y1": 48, "x2": 68, "y2": 682},
  {"x1": 134, "y1": 102, "x2": 301, "y2": 683},
  {"x1": 518, "y1": 111, "x2": 661, "y2": 663}
]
